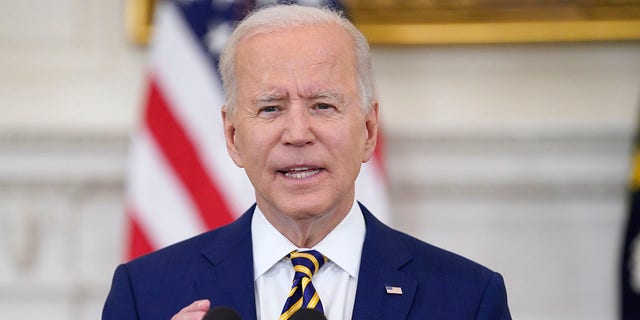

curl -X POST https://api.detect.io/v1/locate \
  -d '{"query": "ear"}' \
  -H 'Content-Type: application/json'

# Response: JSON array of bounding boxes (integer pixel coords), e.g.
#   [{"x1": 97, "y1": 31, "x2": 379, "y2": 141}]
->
[
  {"x1": 362, "y1": 101, "x2": 379, "y2": 163},
  {"x1": 222, "y1": 107, "x2": 244, "y2": 168}
]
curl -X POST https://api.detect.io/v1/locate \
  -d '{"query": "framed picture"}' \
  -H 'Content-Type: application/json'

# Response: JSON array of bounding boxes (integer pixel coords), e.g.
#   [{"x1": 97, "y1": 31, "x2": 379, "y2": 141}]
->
[
  {"x1": 347, "y1": 0, "x2": 640, "y2": 44},
  {"x1": 125, "y1": 0, "x2": 156, "y2": 45},
  {"x1": 126, "y1": 0, "x2": 640, "y2": 45}
]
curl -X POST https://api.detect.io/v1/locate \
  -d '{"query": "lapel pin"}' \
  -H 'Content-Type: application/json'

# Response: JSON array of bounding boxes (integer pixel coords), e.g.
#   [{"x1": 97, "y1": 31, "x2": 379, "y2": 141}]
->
[{"x1": 385, "y1": 286, "x2": 403, "y2": 295}]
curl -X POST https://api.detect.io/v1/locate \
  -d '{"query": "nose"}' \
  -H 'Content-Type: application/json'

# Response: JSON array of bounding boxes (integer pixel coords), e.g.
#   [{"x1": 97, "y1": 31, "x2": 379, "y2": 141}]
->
[{"x1": 282, "y1": 106, "x2": 314, "y2": 147}]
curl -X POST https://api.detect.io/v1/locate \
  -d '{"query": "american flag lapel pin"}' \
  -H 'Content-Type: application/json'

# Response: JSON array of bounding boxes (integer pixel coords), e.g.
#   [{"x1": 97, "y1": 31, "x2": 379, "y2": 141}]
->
[{"x1": 385, "y1": 285, "x2": 403, "y2": 295}]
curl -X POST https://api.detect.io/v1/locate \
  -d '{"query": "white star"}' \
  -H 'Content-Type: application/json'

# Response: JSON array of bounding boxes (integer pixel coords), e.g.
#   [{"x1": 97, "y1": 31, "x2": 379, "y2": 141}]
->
[
  {"x1": 211, "y1": 0, "x2": 235, "y2": 9},
  {"x1": 296, "y1": 0, "x2": 325, "y2": 6},
  {"x1": 176, "y1": 0, "x2": 198, "y2": 6},
  {"x1": 205, "y1": 22, "x2": 233, "y2": 56},
  {"x1": 256, "y1": 0, "x2": 278, "y2": 6}
]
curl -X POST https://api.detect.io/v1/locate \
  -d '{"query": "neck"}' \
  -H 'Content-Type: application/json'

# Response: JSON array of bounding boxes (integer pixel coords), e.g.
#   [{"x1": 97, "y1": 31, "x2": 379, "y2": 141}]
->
[{"x1": 258, "y1": 199, "x2": 354, "y2": 248}]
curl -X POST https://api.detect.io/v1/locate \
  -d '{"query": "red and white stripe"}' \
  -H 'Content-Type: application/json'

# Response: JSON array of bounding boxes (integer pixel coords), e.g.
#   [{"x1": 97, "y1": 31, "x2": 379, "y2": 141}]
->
[{"x1": 125, "y1": 1, "x2": 388, "y2": 260}]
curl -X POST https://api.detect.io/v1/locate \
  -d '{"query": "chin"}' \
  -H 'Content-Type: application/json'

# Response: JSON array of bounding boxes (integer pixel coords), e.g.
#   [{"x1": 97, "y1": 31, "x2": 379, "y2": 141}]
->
[
  {"x1": 277, "y1": 196, "x2": 335, "y2": 219},
  {"x1": 282, "y1": 203, "x2": 327, "y2": 219}
]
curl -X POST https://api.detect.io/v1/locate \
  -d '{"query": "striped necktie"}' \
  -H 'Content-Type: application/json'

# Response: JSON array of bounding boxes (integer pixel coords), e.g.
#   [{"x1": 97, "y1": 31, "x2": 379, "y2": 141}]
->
[{"x1": 280, "y1": 250, "x2": 327, "y2": 320}]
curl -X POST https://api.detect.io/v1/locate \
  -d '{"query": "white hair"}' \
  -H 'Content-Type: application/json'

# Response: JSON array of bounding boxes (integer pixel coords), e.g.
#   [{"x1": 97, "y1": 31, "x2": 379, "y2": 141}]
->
[{"x1": 218, "y1": 4, "x2": 377, "y2": 114}]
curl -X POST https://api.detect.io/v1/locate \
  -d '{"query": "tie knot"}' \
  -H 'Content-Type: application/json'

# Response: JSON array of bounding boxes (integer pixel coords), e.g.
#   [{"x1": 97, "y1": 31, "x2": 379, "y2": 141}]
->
[{"x1": 288, "y1": 250, "x2": 326, "y2": 278}]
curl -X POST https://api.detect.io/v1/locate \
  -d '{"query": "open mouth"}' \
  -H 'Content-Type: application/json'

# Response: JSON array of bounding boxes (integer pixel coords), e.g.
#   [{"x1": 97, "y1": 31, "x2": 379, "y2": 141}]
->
[{"x1": 279, "y1": 167, "x2": 322, "y2": 179}]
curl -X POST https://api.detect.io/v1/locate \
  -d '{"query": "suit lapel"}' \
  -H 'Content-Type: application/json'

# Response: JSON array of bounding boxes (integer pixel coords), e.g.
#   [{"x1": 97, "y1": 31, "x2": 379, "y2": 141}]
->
[
  {"x1": 196, "y1": 205, "x2": 258, "y2": 320},
  {"x1": 191, "y1": 203, "x2": 417, "y2": 320},
  {"x1": 352, "y1": 203, "x2": 418, "y2": 320}
]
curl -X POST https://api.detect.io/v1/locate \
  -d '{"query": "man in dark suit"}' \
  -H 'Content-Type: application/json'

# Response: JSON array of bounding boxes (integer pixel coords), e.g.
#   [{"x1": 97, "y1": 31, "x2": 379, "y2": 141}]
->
[{"x1": 103, "y1": 4, "x2": 512, "y2": 320}]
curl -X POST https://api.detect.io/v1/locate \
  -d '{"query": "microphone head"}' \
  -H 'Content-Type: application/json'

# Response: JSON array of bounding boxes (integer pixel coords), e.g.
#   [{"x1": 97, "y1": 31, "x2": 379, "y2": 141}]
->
[
  {"x1": 289, "y1": 308, "x2": 327, "y2": 320},
  {"x1": 202, "y1": 306, "x2": 241, "y2": 320}
]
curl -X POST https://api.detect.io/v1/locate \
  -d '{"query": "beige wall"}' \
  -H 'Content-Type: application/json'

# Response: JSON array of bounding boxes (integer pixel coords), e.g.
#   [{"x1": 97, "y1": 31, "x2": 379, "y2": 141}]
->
[{"x1": 1, "y1": 1, "x2": 640, "y2": 319}]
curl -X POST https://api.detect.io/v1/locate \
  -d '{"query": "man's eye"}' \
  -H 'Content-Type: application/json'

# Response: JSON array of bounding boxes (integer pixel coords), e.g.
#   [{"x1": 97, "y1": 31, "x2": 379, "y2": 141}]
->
[
  {"x1": 260, "y1": 106, "x2": 279, "y2": 113},
  {"x1": 316, "y1": 103, "x2": 333, "y2": 110}
]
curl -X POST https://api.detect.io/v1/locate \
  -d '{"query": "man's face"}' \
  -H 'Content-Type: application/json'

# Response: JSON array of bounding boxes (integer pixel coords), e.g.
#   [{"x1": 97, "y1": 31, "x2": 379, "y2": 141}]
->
[{"x1": 223, "y1": 24, "x2": 378, "y2": 223}]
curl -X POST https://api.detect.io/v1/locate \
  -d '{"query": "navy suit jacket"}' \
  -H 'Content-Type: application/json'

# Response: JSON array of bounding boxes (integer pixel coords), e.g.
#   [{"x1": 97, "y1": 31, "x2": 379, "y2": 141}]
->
[{"x1": 103, "y1": 204, "x2": 511, "y2": 319}]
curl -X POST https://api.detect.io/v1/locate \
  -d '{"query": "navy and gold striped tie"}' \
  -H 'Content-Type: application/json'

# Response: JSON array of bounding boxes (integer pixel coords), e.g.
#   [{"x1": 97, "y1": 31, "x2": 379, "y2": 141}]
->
[{"x1": 280, "y1": 250, "x2": 327, "y2": 320}]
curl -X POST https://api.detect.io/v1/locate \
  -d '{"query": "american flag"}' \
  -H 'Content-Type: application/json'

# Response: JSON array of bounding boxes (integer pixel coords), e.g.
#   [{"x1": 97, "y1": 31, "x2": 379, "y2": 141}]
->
[
  {"x1": 125, "y1": 0, "x2": 389, "y2": 260},
  {"x1": 621, "y1": 122, "x2": 640, "y2": 319}
]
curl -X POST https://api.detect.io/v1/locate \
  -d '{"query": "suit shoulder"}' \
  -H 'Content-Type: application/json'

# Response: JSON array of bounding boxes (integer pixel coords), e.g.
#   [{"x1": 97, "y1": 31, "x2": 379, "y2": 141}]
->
[
  {"x1": 127, "y1": 208, "x2": 254, "y2": 269},
  {"x1": 123, "y1": 228, "x2": 214, "y2": 278},
  {"x1": 126, "y1": 212, "x2": 248, "y2": 272},
  {"x1": 393, "y1": 228, "x2": 497, "y2": 279},
  {"x1": 394, "y1": 230, "x2": 511, "y2": 318},
  {"x1": 360, "y1": 204, "x2": 497, "y2": 279}
]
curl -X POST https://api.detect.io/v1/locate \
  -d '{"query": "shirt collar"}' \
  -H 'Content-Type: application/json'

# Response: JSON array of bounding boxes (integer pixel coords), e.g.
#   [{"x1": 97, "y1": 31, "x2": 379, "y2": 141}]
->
[{"x1": 251, "y1": 201, "x2": 366, "y2": 281}]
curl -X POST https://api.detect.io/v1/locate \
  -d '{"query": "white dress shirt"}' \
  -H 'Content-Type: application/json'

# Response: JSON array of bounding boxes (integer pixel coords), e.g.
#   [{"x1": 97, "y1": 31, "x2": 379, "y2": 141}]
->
[{"x1": 252, "y1": 201, "x2": 366, "y2": 320}]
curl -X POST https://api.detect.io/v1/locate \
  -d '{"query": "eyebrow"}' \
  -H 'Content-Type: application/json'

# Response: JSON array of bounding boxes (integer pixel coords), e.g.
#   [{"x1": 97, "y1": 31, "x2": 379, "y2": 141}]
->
[
  {"x1": 303, "y1": 90, "x2": 345, "y2": 104},
  {"x1": 253, "y1": 89, "x2": 345, "y2": 105},
  {"x1": 254, "y1": 91, "x2": 286, "y2": 104}
]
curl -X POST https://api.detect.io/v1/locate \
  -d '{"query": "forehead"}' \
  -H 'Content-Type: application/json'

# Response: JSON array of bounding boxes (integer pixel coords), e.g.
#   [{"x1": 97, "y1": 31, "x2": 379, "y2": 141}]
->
[
  {"x1": 234, "y1": 24, "x2": 357, "y2": 97},
  {"x1": 238, "y1": 22, "x2": 353, "y2": 53}
]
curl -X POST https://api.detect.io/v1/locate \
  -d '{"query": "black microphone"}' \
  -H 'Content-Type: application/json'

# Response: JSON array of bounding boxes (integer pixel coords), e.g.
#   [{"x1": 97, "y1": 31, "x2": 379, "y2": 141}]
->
[
  {"x1": 289, "y1": 308, "x2": 327, "y2": 320},
  {"x1": 202, "y1": 306, "x2": 241, "y2": 320}
]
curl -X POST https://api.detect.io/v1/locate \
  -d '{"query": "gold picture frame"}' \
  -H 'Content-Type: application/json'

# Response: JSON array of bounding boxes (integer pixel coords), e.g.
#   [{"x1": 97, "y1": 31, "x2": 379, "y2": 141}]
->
[
  {"x1": 126, "y1": 0, "x2": 640, "y2": 45},
  {"x1": 126, "y1": 0, "x2": 156, "y2": 45},
  {"x1": 347, "y1": 0, "x2": 640, "y2": 44}
]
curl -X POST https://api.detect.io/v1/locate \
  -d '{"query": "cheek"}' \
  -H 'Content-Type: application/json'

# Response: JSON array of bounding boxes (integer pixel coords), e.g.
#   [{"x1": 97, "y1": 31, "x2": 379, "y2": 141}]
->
[
  {"x1": 344, "y1": 120, "x2": 368, "y2": 147},
  {"x1": 327, "y1": 124, "x2": 366, "y2": 161},
  {"x1": 236, "y1": 126, "x2": 275, "y2": 165}
]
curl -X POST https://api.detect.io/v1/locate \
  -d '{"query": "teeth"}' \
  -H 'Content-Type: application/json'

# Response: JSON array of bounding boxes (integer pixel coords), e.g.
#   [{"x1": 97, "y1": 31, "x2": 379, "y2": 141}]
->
[
  {"x1": 289, "y1": 167, "x2": 309, "y2": 172},
  {"x1": 284, "y1": 169, "x2": 320, "y2": 179}
]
